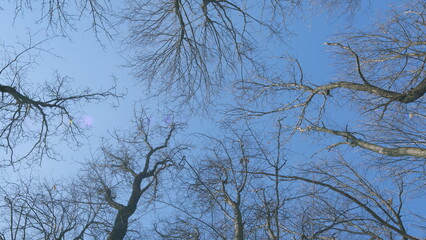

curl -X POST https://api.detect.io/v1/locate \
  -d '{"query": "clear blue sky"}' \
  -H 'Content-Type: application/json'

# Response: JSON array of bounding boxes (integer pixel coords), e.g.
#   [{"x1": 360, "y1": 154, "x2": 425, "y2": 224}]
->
[{"x1": 2, "y1": 0, "x2": 424, "y2": 237}]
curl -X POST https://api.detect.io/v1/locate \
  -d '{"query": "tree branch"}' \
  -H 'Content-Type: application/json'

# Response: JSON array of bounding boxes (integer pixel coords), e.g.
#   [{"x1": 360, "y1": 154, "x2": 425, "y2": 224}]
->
[{"x1": 301, "y1": 125, "x2": 426, "y2": 158}]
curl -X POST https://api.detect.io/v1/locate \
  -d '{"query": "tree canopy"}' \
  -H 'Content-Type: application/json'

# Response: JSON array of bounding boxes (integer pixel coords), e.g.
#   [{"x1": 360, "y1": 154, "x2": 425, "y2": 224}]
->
[{"x1": 0, "y1": 0, "x2": 425, "y2": 239}]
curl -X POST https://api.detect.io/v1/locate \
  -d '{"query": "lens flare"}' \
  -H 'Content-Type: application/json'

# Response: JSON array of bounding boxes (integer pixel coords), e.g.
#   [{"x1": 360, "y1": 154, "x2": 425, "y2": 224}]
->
[{"x1": 81, "y1": 115, "x2": 93, "y2": 127}]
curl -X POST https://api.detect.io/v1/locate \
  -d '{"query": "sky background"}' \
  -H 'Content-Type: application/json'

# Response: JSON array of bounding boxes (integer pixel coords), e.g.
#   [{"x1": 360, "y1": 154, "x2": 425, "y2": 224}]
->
[{"x1": 2, "y1": 0, "x2": 424, "y2": 236}]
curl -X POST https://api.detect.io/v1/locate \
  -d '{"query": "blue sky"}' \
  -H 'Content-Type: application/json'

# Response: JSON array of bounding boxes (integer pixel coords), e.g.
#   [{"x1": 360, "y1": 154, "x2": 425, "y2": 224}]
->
[{"x1": 1, "y1": 0, "x2": 424, "y2": 238}]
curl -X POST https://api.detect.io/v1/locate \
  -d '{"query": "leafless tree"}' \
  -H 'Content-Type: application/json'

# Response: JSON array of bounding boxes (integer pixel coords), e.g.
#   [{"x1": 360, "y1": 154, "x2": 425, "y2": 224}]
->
[
  {"x1": 248, "y1": 118, "x2": 289, "y2": 240},
  {"x1": 11, "y1": 0, "x2": 114, "y2": 37},
  {"x1": 235, "y1": 0, "x2": 426, "y2": 175},
  {"x1": 82, "y1": 111, "x2": 185, "y2": 240},
  {"x1": 246, "y1": 155, "x2": 425, "y2": 240},
  {"x1": 0, "y1": 177, "x2": 108, "y2": 240},
  {"x1": 228, "y1": 3, "x2": 426, "y2": 238},
  {"x1": 153, "y1": 121, "x2": 296, "y2": 240},
  {"x1": 153, "y1": 125, "x2": 252, "y2": 239},
  {"x1": 122, "y1": 0, "x2": 361, "y2": 107},
  {"x1": 0, "y1": 110, "x2": 184, "y2": 240},
  {"x1": 0, "y1": 38, "x2": 118, "y2": 167},
  {"x1": 152, "y1": 118, "x2": 425, "y2": 240}
]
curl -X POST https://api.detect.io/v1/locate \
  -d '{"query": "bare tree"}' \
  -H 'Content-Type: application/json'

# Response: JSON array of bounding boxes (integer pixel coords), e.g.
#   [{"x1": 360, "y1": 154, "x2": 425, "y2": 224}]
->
[
  {"x1": 82, "y1": 111, "x2": 185, "y2": 240},
  {"x1": 11, "y1": 0, "x2": 115, "y2": 37},
  {"x1": 122, "y1": 0, "x2": 361, "y2": 106},
  {"x1": 153, "y1": 125, "x2": 252, "y2": 239},
  {"x1": 226, "y1": 2, "x2": 426, "y2": 238},
  {"x1": 246, "y1": 155, "x2": 425, "y2": 240},
  {"x1": 0, "y1": 177, "x2": 108, "y2": 240},
  {"x1": 248, "y1": 119, "x2": 288, "y2": 240},
  {"x1": 0, "y1": 110, "x2": 185, "y2": 240},
  {"x1": 0, "y1": 38, "x2": 118, "y2": 166},
  {"x1": 154, "y1": 121, "x2": 296, "y2": 240},
  {"x1": 235, "y1": 0, "x2": 426, "y2": 175}
]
